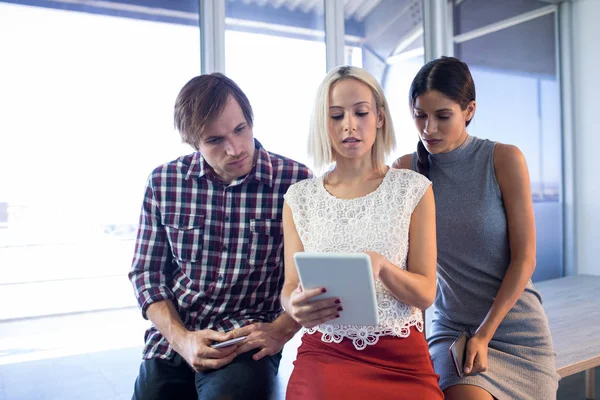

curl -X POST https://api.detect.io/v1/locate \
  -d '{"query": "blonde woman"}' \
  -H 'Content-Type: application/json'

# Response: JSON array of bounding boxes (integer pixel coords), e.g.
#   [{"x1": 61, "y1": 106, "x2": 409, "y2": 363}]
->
[{"x1": 281, "y1": 66, "x2": 443, "y2": 399}]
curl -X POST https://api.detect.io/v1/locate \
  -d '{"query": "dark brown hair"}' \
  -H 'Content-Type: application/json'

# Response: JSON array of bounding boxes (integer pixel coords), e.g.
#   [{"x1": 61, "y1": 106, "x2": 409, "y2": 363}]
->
[
  {"x1": 409, "y1": 56, "x2": 476, "y2": 177},
  {"x1": 174, "y1": 73, "x2": 253, "y2": 150}
]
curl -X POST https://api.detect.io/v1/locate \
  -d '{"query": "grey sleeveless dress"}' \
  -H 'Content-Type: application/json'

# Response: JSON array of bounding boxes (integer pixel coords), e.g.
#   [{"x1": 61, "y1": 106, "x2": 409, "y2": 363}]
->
[{"x1": 411, "y1": 136, "x2": 559, "y2": 399}]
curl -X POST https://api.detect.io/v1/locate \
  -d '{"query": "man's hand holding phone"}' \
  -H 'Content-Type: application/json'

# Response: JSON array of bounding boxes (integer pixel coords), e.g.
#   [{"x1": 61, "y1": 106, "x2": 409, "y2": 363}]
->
[
  {"x1": 231, "y1": 319, "x2": 299, "y2": 361},
  {"x1": 210, "y1": 336, "x2": 248, "y2": 349},
  {"x1": 173, "y1": 328, "x2": 245, "y2": 373}
]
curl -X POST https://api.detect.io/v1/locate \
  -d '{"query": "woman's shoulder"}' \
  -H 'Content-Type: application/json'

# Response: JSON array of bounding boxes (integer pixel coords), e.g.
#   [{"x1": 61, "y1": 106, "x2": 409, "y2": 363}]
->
[
  {"x1": 493, "y1": 142, "x2": 526, "y2": 165},
  {"x1": 388, "y1": 167, "x2": 431, "y2": 187},
  {"x1": 289, "y1": 175, "x2": 319, "y2": 188},
  {"x1": 492, "y1": 142, "x2": 529, "y2": 189},
  {"x1": 391, "y1": 153, "x2": 414, "y2": 170},
  {"x1": 286, "y1": 175, "x2": 321, "y2": 198}
]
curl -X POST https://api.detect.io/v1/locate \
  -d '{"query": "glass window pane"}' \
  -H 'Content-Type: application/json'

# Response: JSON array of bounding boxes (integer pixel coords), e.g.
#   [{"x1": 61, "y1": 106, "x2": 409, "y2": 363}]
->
[
  {"x1": 454, "y1": 13, "x2": 563, "y2": 281},
  {"x1": 225, "y1": 0, "x2": 326, "y2": 169},
  {"x1": 455, "y1": 12, "x2": 556, "y2": 77},
  {"x1": 0, "y1": 1, "x2": 201, "y2": 320},
  {"x1": 454, "y1": 0, "x2": 554, "y2": 35},
  {"x1": 347, "y1": 0, "x2": 424, "y2": 159}
]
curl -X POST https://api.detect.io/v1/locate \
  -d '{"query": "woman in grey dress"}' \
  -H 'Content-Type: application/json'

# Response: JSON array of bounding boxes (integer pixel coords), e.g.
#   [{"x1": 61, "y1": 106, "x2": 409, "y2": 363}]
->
[{"x1": 393, "y1": 57, "x2": 560, "y2": 399}]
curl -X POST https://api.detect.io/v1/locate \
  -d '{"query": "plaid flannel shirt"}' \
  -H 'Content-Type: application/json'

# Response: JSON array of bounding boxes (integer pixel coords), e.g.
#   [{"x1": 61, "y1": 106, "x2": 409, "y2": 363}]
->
[{"x1": 129, "y1": 140, "x2": 312, "y2": 359}]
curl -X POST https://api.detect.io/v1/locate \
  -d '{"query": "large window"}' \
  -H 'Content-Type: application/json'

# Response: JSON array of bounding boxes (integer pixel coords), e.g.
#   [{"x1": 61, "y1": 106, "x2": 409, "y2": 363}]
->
[
  {"x1": 0, "y1": 0, "x2": 200, "y2": 322},
  {"x1": 223, "y1": 0, "x2": 425, "y2": 168},
  {"x1": 0, "y1": 2, "x2": 572, "y2": 399},
  {"x1": 453, "y1": 0, "x2": 556, "y2": 35},
  {"x1": 224, "y1": 0, "x2": 326, "y2": 169},
  {"x1": 347, "y1": 0, "x2": 425, "y2": 159},
  {"x1": 453, "y1": 5, "x2": 562, "y2": 281}
]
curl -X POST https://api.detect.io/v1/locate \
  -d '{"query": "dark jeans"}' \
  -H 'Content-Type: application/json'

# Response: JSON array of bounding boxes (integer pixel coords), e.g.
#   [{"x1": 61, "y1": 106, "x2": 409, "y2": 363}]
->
[{"x1": 132, "y1": 350, "x2": 281, "y2": 400}]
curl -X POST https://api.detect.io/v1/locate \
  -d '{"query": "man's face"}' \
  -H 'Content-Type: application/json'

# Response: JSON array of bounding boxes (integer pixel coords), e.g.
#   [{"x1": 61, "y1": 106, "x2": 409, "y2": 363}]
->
[{"x1": 197, "y1": 96, "x2": 255, "y2": 183}]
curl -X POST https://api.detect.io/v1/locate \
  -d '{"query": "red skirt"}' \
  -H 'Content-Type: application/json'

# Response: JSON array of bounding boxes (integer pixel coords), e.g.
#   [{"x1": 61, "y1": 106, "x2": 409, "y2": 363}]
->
[{"x1": 286, "y1": 327, "x2": 443, "y2": 400}]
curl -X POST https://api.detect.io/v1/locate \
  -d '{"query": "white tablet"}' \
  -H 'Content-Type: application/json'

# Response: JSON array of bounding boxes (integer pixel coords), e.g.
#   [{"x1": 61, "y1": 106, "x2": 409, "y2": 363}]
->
[{"x1": 294, "y1": 252, "x2": 379, "y2": 326}]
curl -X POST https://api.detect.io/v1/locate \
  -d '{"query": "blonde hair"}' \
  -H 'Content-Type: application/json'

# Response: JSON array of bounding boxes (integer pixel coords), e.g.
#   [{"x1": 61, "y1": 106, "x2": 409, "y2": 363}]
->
[{"x1": 308, "y1": 66, "x2": 396, "y2": 174}]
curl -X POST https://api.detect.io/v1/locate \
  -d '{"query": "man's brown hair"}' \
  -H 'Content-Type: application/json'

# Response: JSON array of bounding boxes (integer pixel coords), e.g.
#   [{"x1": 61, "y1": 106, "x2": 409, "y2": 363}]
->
[{"x1": 174, "y1": 73, "x2": 253, "y2": 150}]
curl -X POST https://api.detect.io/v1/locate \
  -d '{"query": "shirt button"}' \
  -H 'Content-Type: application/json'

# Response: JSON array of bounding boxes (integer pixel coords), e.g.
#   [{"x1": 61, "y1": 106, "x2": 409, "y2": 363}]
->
[
  {"x1": 222, "y1": 245, "x2": 228, "y2": 252},
  {"x1": 218, "y1": 275, "x2": 224, "y2": 282},
  {"x1": 225, "y1": 216, "x2": 230, "y2": 222}
]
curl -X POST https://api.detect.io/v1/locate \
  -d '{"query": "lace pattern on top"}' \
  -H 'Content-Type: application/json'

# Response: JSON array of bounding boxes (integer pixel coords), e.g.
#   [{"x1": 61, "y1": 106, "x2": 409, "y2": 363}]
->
[{"x1": 284, "y1": 168, "x2": 431, "y2": 350}]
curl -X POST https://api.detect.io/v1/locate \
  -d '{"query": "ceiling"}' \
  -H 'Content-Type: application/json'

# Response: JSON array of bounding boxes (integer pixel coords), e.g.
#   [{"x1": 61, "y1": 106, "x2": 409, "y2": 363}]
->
[
  {"x1": 232, "y1": 0, "x2": 563, "y2": 23},
  {"x1": 229, "y1": 0, "x2": 384, "y2": 21}
]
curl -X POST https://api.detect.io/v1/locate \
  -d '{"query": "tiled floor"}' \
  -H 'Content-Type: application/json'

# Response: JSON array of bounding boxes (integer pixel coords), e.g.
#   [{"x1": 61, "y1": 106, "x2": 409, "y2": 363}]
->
[
  {"x1": 0, "y1": 347, "x2": 140, "y2": 400},
  {"x1": 0, "y1": 309, "x2": 596, "y2": 400}
]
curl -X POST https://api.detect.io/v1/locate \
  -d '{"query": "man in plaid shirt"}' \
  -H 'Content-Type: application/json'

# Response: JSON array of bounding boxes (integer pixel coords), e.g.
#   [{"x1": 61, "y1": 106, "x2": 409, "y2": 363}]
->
[{"x1": 129, "y1": 73, "x2": 312, "y2": 400}]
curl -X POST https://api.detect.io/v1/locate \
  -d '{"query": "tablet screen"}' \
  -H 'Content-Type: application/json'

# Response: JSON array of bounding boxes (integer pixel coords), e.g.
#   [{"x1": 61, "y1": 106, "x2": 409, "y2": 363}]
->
[{"x1": 294, "y1": 252, "x2": 379, "y2": 326}]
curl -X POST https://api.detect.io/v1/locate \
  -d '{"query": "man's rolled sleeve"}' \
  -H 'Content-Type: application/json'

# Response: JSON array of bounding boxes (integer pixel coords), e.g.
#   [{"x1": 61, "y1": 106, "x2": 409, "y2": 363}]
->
[
  {"x1": 136, "y1": 286, "x2": 174, "y2": 320},
  {"x1": 129, "y1": 175, "x2": 174, "y2": 319}
]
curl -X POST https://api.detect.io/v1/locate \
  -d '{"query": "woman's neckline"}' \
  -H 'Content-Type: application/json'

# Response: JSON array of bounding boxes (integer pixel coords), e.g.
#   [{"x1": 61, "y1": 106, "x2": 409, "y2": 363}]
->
[
  {"x1": 320, "y1": 167, "x2": 391, "y2": 201},
  {"x1": 429, "y1": 134, "x2": 476, "y2": 165}
]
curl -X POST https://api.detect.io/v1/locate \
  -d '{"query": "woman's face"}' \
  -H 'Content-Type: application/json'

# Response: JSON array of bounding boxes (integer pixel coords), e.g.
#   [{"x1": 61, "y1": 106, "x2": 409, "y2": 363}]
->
[
  {"x1": 328, "y1": 78, "x2": 383, "y2": 163},
  {"x1": 412, "y1": 90, "x2": 475, "y2": 154}
]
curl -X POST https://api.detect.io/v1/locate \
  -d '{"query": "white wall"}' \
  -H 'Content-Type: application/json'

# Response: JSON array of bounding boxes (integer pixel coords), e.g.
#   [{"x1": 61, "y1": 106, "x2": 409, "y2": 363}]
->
[{"x1": 571, "y1": 0, "x2": 600, "y2": 275}]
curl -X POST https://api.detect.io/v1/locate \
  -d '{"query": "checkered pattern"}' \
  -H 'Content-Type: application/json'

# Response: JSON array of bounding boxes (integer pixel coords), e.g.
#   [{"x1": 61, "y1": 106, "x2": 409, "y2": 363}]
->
[{"x1": 129, "y1": 140, "x2": 312, "y2": 360}]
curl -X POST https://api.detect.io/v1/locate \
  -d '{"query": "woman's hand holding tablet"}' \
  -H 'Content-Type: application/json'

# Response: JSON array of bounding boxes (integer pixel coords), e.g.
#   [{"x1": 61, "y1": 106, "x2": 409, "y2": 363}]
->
[
  {"x1": 293, "y1": 252, "x2": 380, "y2": 326},
  {"x1": 287, "y1": 284, "x2": 342, "y2": 329},
  {"x1": 364, "y1": 251, "x2": 386, "y2": 281}
]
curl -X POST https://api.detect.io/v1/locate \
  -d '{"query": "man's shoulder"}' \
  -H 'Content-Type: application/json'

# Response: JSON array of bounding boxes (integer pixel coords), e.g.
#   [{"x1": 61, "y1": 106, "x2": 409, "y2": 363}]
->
[
  {"x1": 148, "y1": 152, "x2": 197, "y2": 181},
  {"x1": 266, "y1": 150, "x2": 313, "y2": 182}
]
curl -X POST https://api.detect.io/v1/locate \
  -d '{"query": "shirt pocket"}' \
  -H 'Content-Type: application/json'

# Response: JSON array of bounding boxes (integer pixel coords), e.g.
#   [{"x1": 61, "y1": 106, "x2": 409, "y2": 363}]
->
[
  {"x1": 247, "y1": 219, "x2": 283, "y2": 267},
  {"x1": 162, "y1": 213, "x2": 204, "y2": 263}
]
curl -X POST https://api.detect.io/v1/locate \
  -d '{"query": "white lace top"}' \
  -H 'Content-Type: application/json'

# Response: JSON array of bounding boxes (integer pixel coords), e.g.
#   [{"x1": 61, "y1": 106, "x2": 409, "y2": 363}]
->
[{"x1": 284, "y1": 168, "x2": 431, "y2": 350}]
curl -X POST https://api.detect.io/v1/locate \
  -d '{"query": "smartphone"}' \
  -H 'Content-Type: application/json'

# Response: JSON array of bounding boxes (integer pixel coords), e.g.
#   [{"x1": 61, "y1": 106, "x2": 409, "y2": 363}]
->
[
  {"x1": 210, "y1": 336, "x2": 247, "y2": 349},
  {"x1": 449, "y1": 330, "x2": 468, "y2": 377}
]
